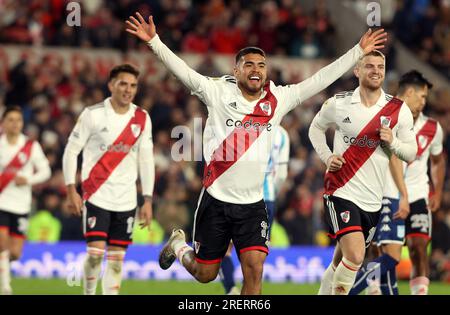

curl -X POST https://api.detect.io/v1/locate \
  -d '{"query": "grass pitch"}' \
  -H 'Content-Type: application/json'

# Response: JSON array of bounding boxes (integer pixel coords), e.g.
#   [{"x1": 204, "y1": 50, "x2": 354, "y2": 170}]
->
[{"x1": 9, "y1": 278, "x2": 450, "y2": 295}]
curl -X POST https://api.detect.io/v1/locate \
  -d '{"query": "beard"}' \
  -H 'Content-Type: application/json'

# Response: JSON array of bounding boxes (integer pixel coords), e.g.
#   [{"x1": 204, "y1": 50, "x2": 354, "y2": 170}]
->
[
  {"x1": 361, "y1": 77, "x2": 383, "y2": 90},
  {"x1": 238, "y1": 79, "x2": 265, "y2": 95}
]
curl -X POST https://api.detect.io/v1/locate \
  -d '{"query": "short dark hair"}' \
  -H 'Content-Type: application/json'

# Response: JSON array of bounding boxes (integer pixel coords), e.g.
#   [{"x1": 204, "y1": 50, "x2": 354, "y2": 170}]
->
[
  {"x1": 235, "y1": 47, "x2": 266, "y2": 64},
  {"x1": 397, "y1": 70, "x2": 433, "y2": 95},
  {"x1": 108, "y1": 64, "x2": 140, "y2": 82},
  {"x1": 2, "y1": 105, "x2": 23, "y2": 120}
]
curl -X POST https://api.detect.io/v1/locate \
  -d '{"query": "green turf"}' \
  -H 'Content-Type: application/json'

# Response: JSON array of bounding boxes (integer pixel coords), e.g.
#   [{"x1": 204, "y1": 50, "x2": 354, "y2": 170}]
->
[{"x1": 9, "y1": 278, "x2": 450, "y2": 295}]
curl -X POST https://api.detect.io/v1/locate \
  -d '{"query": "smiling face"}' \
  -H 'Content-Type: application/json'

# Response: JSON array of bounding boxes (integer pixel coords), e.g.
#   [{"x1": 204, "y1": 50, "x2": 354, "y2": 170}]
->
[
  {"x1": 108, "y1": 72, "x2": 138, "y2": 107},
  {"x1": 234, "y1": 53, "x2": 268, "y2": 96},
  {"x1": 354, "y1": 54, "x2": 385, "y2": 91}
]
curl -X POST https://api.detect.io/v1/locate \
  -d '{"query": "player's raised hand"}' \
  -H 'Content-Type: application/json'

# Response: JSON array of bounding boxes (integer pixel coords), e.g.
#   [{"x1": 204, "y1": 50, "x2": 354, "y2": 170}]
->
[
  {"x1": 394, "y1": 195, "x2": 410, "y2": 220},
  {"x1": 67, "y1": 186, "x2": 83, "y2": 216},
  {"x1": 139, "y1": 201, "x2": 153, "y2": 229},
  {"x1": 126, "y1": 12, "x2": 156, "y2": 42},
  {"x1": 327, "y1": 155, "x2": 346, "y2": 172},
  {"x1": 359, "y1": 28, "x2": 388, "y2": 54}
]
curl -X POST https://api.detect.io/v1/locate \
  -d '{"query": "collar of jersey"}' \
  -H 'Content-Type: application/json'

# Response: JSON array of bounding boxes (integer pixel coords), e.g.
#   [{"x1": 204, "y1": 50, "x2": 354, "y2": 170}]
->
[
  {"x1": 351, "y1": 86, "x2": 387, "y2": 108},
  {"x1": 104, "y1": 97, "x2": 134, "y2": 117}
]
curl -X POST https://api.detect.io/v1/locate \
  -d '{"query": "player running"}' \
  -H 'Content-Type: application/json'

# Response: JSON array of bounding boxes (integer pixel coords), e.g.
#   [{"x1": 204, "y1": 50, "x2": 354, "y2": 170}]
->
[
  {"x1": 350, "y1": 70, "x2": 445, "y2": 295},
  {"x1": 62, "y1": 64, "x2": 155, "y2": 295},
  {"x1": 219, "y1": 125, "x2": 290, "y2": 295},
  {"x1": 0, "y1": 106, "x2": 51, "y2": 295},
  {"x1": 309, "y1": 51, "x2": 418, "y2": 295},
  {"x1": 126, "y1": 12, "x2": 386, "y2": 294}
]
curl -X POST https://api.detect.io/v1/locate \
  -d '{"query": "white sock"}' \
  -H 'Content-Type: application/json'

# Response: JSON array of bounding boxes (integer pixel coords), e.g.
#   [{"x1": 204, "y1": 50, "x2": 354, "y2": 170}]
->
[
  {"x1": 332, "y1": 257, "x2": 362, "y2": 295},
  {"x1": 410, "y1": 276, "x2": 429, "y2": 295},
  {"x1": 102, "y1": 251, "x2": 125, "y2": 295},
  {"x1": 0, "y1": 251, "x2": 11, "y2": 295},
  {"x1": 318, "y1": 263, "x2": 336, "y2": 295},
  {"x1": 172, "y1": 240, "x2": 194, "y2": 266},
  {"x1": 83, "y1": 247, "x2": 104, "y2": 295}
]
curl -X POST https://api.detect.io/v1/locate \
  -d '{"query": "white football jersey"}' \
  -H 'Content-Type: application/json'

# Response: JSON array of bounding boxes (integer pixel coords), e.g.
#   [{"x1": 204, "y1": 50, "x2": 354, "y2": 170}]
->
[
  {"x1": 65, "y1": 98, "x2": 153, "y2": 211},
  {"x1": 148, "y1": 34, "x2": 364, "y2": 204},
  {"x1": 0, "y1": 134, "x2": 51, "y2": 214},
  {"x1": 405, "y1": 113, "x2": 443, "y2": 203},
  {"x1": 311, "y1": 87, "x2": 416, "y2": 212},
  {"x1": 383, "y1": 113, "x2": 443, "y2": 202},
  {"x1": 264, "y1": 126, "x2": 290, "y2": 202}
]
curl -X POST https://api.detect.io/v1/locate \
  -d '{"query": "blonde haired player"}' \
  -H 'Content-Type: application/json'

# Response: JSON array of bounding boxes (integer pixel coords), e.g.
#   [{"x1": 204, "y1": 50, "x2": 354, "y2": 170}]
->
[{"x1": 309, "y1": 51, "x2": 418, "y2": 295}]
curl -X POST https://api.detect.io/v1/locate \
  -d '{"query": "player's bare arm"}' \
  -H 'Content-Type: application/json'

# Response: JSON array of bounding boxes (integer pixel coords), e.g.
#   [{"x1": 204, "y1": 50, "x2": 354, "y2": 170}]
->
[
  {"x1": 389, "y1": 154, "x2": 410, "y2": 220},
  {"x1": 66, "y1": 184, "x2": 83, "y2": 216},
  {"x1": 428, "y1": 153, "x2": 446, "y2": 212},
  {"x1": 139, "y1": 196, "x2": 153, "y2": 229}
]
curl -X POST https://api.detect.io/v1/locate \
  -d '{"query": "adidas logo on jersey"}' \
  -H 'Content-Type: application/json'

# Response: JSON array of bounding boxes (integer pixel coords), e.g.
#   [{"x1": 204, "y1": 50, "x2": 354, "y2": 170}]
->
[
  {"x1": 228, "y1": 102, "x2": 237, "y2": 109},
  {"x1": 342, "y1": 116, "x2": 351, "y2": 123},
  {"x1": 101, "y1": 127, "x2": 108, "y2": 133}
]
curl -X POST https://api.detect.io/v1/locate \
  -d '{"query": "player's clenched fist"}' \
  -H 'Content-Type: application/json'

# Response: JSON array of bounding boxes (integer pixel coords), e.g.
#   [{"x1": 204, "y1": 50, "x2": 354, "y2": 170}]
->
[{"x1": 327, "y1": 155, "x2": 346, "y2": 172}]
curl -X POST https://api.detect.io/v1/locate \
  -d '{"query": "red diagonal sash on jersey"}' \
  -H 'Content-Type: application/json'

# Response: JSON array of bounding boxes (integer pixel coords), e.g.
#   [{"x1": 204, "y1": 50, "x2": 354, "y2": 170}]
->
[
  {"x1": 82, "y1": 108, "x2": 146, "y2": 201},
  {"x1": 203, "y1": 84, "x2": 278, "y2": 188},
  {"x1": 0, "y1": 139, "x2": 34, "y2": 194},
  {"x1": 415, "y1": 119, "x2": 437, "y2": 159},
  {"x1": 324, "y1": 98, "x2": 403, "y2": 195}
]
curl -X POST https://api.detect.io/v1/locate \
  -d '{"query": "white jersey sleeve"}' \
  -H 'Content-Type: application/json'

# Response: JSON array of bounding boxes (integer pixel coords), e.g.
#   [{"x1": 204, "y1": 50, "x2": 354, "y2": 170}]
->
[
  {"x1": 274, "y1": 127, "x2": 290, "y2": 193},
  {"x1": 276, "y1": 44, "x2": 363, "y2": 115},
  {"x1": 389, "y1": 103, "x2": 417, "y2": 162},
  {"x1": 138, "y1": 111, "x2": 155, "y2": 197},
  {"x1": 430, "y1": 122, "x2": 444, "y2": 156},
  {"x1": 28, "y1": 141, "x2": 51, "y2": 185},
  {"x1": 308, "y1": 97, "x2": 336, "y2": 165},
  {"x1": 62, "y1": 108, "x2": 93, "y2": 185},
  {"x1": 147, "y1": 35, "x2": 217, "y2": 107}
]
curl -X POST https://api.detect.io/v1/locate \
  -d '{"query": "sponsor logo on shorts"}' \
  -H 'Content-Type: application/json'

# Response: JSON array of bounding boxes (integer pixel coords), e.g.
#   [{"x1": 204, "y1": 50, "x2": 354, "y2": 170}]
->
[
  {"x1": 410, "y1": 214, "x2": 429, "y2": 233},
  {"x1": 261, "y1": 221, "x2": 268, "y2": 239},
  {"x1": 194, "y1": 241, "x2": 201, "y2": 254},
  {"x1": 87, "y1": 216, "x2": 96, "y2": 229},
  {"x1": 366, "y1": 227, "x2": 377, "y2": 244},
  {"x1": 340, "y1": 211, "x2": 350, "y2": 223}
]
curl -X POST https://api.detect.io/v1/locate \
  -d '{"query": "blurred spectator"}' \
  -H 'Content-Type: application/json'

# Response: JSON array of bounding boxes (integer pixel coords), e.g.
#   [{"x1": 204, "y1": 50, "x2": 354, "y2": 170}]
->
[{"x1": 27, "y1": 189, "x2": 62, "y2": 243}]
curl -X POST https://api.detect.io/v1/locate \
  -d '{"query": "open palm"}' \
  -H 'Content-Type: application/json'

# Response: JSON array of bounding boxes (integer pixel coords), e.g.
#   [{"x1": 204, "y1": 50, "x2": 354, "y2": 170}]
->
[
  {"x1": 126, "y1": 12, "x2": 156, "y2": 42},
  {"x1": 359, "y1": 28, "x2": 388, "y2": 54}
]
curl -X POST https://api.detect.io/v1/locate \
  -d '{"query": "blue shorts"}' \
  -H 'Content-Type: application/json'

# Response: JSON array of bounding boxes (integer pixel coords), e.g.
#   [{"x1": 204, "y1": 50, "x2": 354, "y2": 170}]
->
[{"x1": 375, "y1": 197, "x2": 405, "y2": 245}]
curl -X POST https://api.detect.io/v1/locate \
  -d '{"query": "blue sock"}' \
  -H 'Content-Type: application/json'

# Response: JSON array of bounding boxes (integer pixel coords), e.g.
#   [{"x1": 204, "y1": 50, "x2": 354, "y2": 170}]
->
[
  {"x1": 349, "y1": 254, "x2": 398, "y2": 295},
  {"x1": 220, "y1": 255, "x2": 235, "y2": 294},
  {"x1": 380, "y1": 268, "x2": 399, "y2": 295}
]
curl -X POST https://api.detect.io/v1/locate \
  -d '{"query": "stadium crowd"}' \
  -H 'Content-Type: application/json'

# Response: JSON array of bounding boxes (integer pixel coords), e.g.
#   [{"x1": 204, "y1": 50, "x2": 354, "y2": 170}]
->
[{"x1": 0, "y1": 0, "x2": 449, "y2": 282}]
